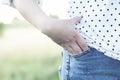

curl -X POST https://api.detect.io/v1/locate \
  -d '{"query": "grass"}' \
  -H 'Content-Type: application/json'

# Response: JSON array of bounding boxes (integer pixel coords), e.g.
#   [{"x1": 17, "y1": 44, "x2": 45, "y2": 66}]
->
[{"x1": 0, "y1": 20, "x2": 62, "y2": 80}]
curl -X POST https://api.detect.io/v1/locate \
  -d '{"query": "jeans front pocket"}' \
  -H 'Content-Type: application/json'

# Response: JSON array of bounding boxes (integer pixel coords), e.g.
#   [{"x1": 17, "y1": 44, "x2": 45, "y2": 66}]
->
[{"x1": 69, "y1": 46, "x2": 91, "y2": 58}]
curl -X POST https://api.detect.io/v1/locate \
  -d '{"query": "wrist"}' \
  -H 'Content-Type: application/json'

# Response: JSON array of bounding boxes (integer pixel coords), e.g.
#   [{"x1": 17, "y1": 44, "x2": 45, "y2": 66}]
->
[{"x1": 36, "y1": 15, "x2": 56, "y2": 34}]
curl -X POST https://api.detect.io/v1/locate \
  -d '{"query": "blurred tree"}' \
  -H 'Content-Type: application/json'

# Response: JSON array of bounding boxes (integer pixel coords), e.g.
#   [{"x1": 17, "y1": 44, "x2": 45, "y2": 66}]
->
[{"x1": 0, "y1": 23, "x2": 5, "y2": 37}]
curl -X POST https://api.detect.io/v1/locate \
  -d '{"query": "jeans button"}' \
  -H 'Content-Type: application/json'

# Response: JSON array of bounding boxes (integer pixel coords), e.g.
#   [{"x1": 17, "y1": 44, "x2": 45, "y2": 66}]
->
[{"x1": 66, "y1": 66, "x2": 70, "y2": 70}]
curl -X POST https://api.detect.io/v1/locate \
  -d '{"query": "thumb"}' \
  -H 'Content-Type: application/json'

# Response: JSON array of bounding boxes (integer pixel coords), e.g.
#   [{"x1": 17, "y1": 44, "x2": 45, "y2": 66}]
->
[{"x1": 68, "y1": 16, "x2": 81, "y2": 25}]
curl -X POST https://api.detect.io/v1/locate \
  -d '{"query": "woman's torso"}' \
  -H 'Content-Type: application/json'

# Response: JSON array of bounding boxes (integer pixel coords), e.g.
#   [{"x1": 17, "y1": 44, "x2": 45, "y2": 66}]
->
[{"x1": 67, "y1": 0, "x2": 120, "y2": 60}]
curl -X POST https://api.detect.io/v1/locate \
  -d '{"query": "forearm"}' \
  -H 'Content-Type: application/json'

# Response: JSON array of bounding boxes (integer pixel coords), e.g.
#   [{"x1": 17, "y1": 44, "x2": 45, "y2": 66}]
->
[{"x1": 13, "y1": 0, "x2": 50, "y2": 32}]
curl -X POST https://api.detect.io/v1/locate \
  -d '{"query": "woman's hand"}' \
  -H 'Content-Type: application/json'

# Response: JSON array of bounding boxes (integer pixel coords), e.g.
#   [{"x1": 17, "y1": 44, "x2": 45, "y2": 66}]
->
[
  {"x1": 42, "y1": 16, "x2": 88, "y2": 54},
  {"x1": 13, "y1": 0, "x2": 88, "y2": 54}
]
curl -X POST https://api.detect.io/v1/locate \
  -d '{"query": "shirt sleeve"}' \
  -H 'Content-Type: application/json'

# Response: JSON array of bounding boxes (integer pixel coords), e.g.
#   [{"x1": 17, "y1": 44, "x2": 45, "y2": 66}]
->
[{"x1": 1, "y1": 0, "x2": 41, "y2": 7}]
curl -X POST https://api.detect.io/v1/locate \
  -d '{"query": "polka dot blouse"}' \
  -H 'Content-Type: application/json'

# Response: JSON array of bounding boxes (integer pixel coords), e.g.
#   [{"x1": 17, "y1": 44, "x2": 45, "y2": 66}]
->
[{"x1": 68, "y1": 0, "x2": 120, "y2": 60}]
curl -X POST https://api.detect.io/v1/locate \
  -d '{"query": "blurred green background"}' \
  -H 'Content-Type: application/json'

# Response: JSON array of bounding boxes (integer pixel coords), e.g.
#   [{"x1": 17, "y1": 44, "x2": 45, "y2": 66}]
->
[
  {"x1": 0, "y1": 18, "x2": 62, "y2": 80},
  {"x1": 0, "y1": 0, "x2": 69, "y2": 79}
]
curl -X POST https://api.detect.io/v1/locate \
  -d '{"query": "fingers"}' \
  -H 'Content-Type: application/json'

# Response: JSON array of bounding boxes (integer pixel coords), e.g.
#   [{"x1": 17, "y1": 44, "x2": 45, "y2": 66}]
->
[
  {"x1": 61, "y1": 33, "x2": 88, "y2": 54},
  {"x1": 75, "y1": 34, "x2": 89, "y2": 51},
  {"x1": 68, "y1": 41, "x2": 82, "y2": 53},
  {"x1": 68, "y1": 16, "x2": 81, "y2": 25},
  {"x1": 61, "y1": 41, "x2": 82, "y2": 54},
  {"x1": 61, "y1": 43, "x2": 74, "y2": 53}
]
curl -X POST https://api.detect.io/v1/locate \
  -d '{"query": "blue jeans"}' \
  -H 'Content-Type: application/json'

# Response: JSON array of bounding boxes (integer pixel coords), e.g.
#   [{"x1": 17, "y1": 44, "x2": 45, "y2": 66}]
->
[{"x1": 58, "y1": 47, "x2": 120, "y2": 80}]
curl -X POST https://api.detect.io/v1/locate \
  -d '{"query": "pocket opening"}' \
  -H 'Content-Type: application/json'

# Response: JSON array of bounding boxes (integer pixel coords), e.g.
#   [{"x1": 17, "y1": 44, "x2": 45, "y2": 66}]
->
[{"x1": 69, "y1": 46, "x2": 92, "y2": 58}]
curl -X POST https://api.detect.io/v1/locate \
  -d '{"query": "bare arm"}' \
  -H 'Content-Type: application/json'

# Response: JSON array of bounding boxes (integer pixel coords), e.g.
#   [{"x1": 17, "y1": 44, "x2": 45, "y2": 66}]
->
[{"x1": 13, "y1": 0, "x2": 88, "y2": 54}]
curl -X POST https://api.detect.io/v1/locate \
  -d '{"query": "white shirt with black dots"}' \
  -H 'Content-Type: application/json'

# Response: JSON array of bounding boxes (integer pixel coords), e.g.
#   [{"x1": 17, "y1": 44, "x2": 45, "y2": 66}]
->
[{"x1": 68, "y1": 0, "x2": 120, "y2": 60}]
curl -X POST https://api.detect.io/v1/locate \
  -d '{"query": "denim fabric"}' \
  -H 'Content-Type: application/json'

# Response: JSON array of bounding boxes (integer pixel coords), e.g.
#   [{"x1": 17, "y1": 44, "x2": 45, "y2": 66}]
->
[{"x1": 58, "y1": 47, "x2": 120, "y2": 80}]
